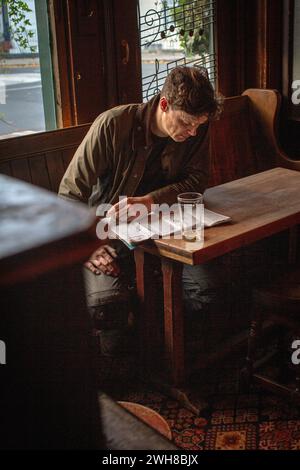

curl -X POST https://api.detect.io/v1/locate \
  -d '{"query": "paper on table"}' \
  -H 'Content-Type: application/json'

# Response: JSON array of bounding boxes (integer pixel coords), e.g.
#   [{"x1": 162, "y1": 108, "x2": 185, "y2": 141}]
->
[
  {"x1": 99, "y1": 206, "x2": 231, "y2": 248},
  {"x1": 134, "y1": 206, "x2": 231, "y2": 234},
  {"x1": 203, "y1": 208, "x2": 231, "y2": 227}
]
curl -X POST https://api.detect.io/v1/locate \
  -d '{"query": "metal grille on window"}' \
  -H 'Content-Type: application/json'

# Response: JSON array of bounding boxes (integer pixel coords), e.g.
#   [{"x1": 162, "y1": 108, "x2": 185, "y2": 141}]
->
[{"x1": 138, "y1": 0, "x2": 216, "y2": 101}]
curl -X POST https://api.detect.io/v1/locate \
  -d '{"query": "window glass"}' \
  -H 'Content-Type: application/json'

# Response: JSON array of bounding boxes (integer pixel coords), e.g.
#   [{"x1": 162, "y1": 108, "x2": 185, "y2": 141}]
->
[
  {"x1": 0, "y1": 0, "x2": 56, "y2": 139},
  {"x1": 138, "y1": 0, "x2": 216, "y2": 101}
]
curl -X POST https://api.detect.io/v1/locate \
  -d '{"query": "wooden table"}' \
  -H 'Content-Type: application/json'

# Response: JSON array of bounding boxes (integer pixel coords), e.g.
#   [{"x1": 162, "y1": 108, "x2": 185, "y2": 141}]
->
[{"x1": 135, "y1": 168, "x2": 300, "y2": 386}]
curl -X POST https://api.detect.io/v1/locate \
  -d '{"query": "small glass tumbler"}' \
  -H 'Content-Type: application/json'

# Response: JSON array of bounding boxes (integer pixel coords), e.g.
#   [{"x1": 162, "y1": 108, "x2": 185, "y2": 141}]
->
[{"x1": 177, "y1": 192, "x2": 204, "y2": 242}]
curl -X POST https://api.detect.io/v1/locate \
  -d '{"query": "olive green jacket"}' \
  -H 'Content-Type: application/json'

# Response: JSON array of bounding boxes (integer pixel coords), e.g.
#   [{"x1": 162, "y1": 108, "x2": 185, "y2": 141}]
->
[{"x1": 58, "y1": 95, "x2": 210, "y2": 207}]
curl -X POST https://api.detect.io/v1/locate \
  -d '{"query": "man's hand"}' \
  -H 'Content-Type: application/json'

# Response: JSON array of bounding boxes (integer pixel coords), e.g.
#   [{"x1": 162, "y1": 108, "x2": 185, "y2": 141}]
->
[
  {"x1": 84, "y1": 245, "x2": 120, "y2": 277},
  {"x1": 107, "y1": 195, "x2": 154, "y2": 221}
]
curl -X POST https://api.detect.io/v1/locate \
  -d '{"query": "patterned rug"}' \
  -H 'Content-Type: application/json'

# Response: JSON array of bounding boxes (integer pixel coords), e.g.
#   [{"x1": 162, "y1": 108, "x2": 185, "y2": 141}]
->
[{"x1": 99, "y1": 354, "x2": 300, "y2": 451}]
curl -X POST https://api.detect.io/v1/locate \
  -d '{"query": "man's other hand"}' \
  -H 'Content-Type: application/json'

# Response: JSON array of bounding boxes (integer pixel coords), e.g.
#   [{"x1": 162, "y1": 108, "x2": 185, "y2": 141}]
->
[
  {"x1": 107, "y1": 195, "x2": 154, "y2": 222},
  {"x1": 84, "y1": 245, "x2": 120, "y2": 277}
]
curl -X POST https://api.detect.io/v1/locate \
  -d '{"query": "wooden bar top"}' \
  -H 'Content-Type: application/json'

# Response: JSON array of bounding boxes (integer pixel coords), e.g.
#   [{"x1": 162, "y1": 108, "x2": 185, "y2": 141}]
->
[
  {"x1": 0, "y1": 175, "x2": 98, "y2": 286},
  {"x1": 141, "y1": 168, "x2": 300, "y2": 265}
]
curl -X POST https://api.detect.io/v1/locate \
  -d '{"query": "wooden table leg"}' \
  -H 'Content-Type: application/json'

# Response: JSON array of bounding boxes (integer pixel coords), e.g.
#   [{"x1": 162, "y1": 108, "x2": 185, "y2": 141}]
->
[
  {"x1": 135, "y1": 252, "x2": 206, "y2": 414},
  {"x1": 161, "y1": 258, "x2": 184, "y2": 386},
  {"x1": 134, "y1": 248, "x2": 161, "y2": 375}
]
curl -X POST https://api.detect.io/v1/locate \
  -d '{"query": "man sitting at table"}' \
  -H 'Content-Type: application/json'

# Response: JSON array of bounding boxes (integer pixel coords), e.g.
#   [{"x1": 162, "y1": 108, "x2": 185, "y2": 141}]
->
[{"x1": 59, "y1": 66, "x2": 223, "y2": 357}]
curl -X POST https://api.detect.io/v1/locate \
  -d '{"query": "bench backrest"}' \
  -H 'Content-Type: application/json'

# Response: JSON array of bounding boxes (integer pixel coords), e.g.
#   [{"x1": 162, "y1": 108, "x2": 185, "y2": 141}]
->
[
  {"x1": 0, "y1": 89, "x2": 294, "y2": 193},
  {"x1": 209, "y1": 92, "x2": 278, "y2": 187},
  {"x1": 0, "y1": 124, "x2": 89, "y2": 193}
]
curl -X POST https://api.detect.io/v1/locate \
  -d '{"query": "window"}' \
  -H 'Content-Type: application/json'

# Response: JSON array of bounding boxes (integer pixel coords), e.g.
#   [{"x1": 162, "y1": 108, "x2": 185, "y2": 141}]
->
[
  {"x1": 138, "y1": 0, "x2": 216, "y2": 101},
  {"x1": 0, "y1": 0, "x2": 56, "y2": 139}
]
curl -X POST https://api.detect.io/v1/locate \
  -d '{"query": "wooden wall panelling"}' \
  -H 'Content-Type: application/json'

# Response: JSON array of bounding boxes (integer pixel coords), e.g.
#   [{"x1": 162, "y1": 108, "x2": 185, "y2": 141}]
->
[
  {"x1": 50, "y1": 0, "x2": 108, "y2": 126},
  {"x1": 242, "y1": 0, "x2": 259, "y2": 90},
  {"x1": 49, "y1": 0, "x2": 142, "y2": 124},
  {"x1": 243, "y1": 0, "x2": 283, "y2": 91},
  {"x1": 256, "y1": 0, "x2": 268, "y2": 88},
  {"x1": 235, "y1": 0, "x2": 247, "y2": 94},
  {"x1": 112, "y1": 0, "x2": 142, "y2": 104},
  {"x1": 255, "y1": 0, "x2": 283, "y2": 90},
  {"x1": 102, "y1": 0, "x2": 119, "y2": 109},
  {"x1": 50, "y1": 0, "x2": 76, "y2": 128},
  {"x1": 282, "y1": 0, "x2": 294, "y2": 104},
  {"x1": 216, "y1": 0, "x2": 283, "y2": 96},
  {"x1": 215, "y1": 0, "x2": 241, "y2": 96},
  {"x1": 265, "y1": 0, "x2": 283, "y2": 90},
  {"x1": 63, "y1": 0, "x2": 107, "y2": 124}
]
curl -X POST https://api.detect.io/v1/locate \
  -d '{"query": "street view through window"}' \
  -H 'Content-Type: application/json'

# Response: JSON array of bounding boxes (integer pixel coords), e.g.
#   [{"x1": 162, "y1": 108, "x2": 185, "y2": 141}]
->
[{"x1": 0, "y1": 0, "x2": 55, "y2": 139}]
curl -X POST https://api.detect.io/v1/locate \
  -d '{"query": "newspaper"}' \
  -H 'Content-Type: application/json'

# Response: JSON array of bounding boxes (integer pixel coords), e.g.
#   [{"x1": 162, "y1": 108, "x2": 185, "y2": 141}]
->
[{"x1": 98, "y1": 205, "x2": 231, "y2": 249}]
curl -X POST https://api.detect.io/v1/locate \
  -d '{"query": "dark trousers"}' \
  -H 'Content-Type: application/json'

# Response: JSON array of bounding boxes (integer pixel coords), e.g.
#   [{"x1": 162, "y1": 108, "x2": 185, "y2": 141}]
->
[{"x1": 83, "y1": 241, "x2": 230, "y2": 314}]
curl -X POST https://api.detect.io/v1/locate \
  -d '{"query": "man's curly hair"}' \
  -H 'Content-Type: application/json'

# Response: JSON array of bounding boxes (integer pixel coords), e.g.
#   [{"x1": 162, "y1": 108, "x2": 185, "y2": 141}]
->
[{"x1": 161, "y1": 66, "x2": 223, "y2": 120}]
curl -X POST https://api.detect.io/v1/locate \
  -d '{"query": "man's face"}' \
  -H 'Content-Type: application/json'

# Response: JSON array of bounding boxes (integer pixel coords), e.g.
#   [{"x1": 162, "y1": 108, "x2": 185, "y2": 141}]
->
[{"x1": 161, "y1": 104, "x2": 208, "y2": 142}]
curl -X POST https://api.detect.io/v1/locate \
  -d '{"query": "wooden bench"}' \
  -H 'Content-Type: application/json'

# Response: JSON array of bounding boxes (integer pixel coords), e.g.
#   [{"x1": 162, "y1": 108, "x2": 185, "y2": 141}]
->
[{"x1": 209, "y1": 89, "x2": 300, "y2": 187}]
